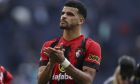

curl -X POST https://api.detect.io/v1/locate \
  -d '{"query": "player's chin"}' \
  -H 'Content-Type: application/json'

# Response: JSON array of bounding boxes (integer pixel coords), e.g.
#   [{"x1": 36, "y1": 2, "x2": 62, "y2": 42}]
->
[
  {"x1": 60, "y1": 26, "x2": 67, "y2": 29},
  {"x1": 60, "y1": 24, "x2": 67, "y2": 29}
]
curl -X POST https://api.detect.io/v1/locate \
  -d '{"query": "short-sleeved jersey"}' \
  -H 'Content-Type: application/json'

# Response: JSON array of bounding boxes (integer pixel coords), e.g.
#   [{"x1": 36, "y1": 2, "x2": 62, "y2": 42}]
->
[
  {"x1": 39, "y1": 35, "x2": 102, "y2": 84},
  {"x1": 0, "y1": 66, "x2": 13, "y2": 84}
]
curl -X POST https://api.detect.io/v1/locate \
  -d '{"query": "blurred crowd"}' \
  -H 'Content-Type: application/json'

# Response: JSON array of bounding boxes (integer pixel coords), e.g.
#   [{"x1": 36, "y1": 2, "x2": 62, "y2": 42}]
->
[{"x1": 0, "y1": 0, "x2": 140, "y2": 84}]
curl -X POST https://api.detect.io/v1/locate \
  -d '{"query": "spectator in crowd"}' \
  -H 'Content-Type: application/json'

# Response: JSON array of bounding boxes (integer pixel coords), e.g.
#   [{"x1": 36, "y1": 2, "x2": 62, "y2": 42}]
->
[{"x1": 104, "y1": 55, "x2": 136, "y2": 84}]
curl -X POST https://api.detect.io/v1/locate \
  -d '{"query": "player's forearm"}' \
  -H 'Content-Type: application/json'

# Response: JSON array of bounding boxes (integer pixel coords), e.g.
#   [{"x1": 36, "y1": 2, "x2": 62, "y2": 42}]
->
[
  {"x1": 65, "y1": 65, "x2": 93, "y2": 84},
  {"x1": 38, "y1": 62, "x2": 54, "y2": 84}
]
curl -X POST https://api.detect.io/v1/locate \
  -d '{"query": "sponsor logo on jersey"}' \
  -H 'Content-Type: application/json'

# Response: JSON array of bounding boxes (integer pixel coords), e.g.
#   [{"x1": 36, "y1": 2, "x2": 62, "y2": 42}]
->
[
  {"x1": 52, "y1": 73, "x2": 73, "y2": 81},
  {"x1": 88, "y1": 54, "x2": 100, "y2": 64},
  {"x1": 59, "y1": 64, "x2": 65, "y2": 72}
]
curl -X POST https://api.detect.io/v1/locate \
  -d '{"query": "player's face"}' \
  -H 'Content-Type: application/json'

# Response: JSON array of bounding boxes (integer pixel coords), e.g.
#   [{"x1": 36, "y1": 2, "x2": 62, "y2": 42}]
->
[{"x1": 60, "y1": 6, "x2": 82, "y2": 29}]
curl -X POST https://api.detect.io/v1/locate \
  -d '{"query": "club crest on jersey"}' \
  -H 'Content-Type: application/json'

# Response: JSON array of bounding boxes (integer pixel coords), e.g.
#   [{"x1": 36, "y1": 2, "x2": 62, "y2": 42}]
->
[
  {"x1": 75, "y1": 48, "x2": 83, "y2": 58},
  {"x1": 88, "y1": 54, "x2": 100, "y2": 64},
  {"x1": 59, "y1": 64, "x2": 65, "y2": 72}
]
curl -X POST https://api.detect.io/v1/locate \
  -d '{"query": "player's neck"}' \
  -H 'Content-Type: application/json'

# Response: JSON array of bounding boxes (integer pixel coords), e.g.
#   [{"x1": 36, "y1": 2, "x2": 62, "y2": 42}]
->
[{"x1": 63, "y1": 27, "x2": 81, "y2": 41}]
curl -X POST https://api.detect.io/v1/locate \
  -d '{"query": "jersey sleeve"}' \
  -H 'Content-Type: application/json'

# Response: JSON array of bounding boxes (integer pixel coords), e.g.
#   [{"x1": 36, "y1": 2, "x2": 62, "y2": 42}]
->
[
  {"x1": 39, "y1": 40, "x2": 56, "y2": 66},
  {"x1": 0, "y1": 66, "x2": 13, "y2": 84},
  {"x1": 83, "y1": 39, "x2": 102, "y2": 71},
  {"x1": 4, "y1": 71, "x2": 13, "y2": 84}
]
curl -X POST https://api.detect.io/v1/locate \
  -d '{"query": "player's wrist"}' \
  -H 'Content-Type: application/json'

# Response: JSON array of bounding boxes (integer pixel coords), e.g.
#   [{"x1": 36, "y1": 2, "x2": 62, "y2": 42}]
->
[
  {"x1": 61, "y1": 58, "x2": 71, "y2": 68},
  {"x1": 48, "y1": 61, "x2": 56, "y2": 66}
]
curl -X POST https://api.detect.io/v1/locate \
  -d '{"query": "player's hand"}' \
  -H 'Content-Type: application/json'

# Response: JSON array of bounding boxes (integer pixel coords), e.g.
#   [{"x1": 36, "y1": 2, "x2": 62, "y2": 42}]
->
[
  {"x1": 43, "y1": 47, "x2": 56, "y2": 64},
  {"x1": 44, "y1": 47, "x2": 65, "y2": 64}
]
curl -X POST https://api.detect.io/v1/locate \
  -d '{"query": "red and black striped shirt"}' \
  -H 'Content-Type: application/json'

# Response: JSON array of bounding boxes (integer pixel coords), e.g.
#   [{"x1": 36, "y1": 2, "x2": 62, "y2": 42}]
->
[{"x1": 40, "y1": 35, "x2": 102, "y2": 84}]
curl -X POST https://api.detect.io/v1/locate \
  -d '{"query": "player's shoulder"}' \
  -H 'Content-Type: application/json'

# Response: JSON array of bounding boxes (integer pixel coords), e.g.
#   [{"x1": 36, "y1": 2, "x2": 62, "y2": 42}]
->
[
  {"x1": 86, "y1": 38, "x2": 101, "y2": 47},
  {"x1": 0, "y1": 66, "x2": 6, "y2": 72}
]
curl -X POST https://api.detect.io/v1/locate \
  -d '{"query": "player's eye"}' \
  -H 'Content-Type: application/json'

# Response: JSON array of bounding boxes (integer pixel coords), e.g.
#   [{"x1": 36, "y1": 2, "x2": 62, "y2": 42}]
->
[
  {"x1": 67, "y1": 12, "x2": 74, "y2": 16},
  {"x1": 61, "y1": 12, "x2": 65, "y2": 15}
]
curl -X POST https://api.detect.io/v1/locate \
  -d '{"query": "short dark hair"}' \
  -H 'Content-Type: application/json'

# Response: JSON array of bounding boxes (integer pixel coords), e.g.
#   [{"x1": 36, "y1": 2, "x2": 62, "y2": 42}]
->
[
  {"x1": 118, "y1": 55, "x2": 136, "y2": 80},
  {"x1": 64, "y1": 0, "x2": 87, "y2": 19}
]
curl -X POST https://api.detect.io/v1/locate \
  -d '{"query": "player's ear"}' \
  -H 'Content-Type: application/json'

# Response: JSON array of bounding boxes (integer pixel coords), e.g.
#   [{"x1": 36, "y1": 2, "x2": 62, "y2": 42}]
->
[{"x1": 79, "y1": 16, "x2": 84, "y2": 25}]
